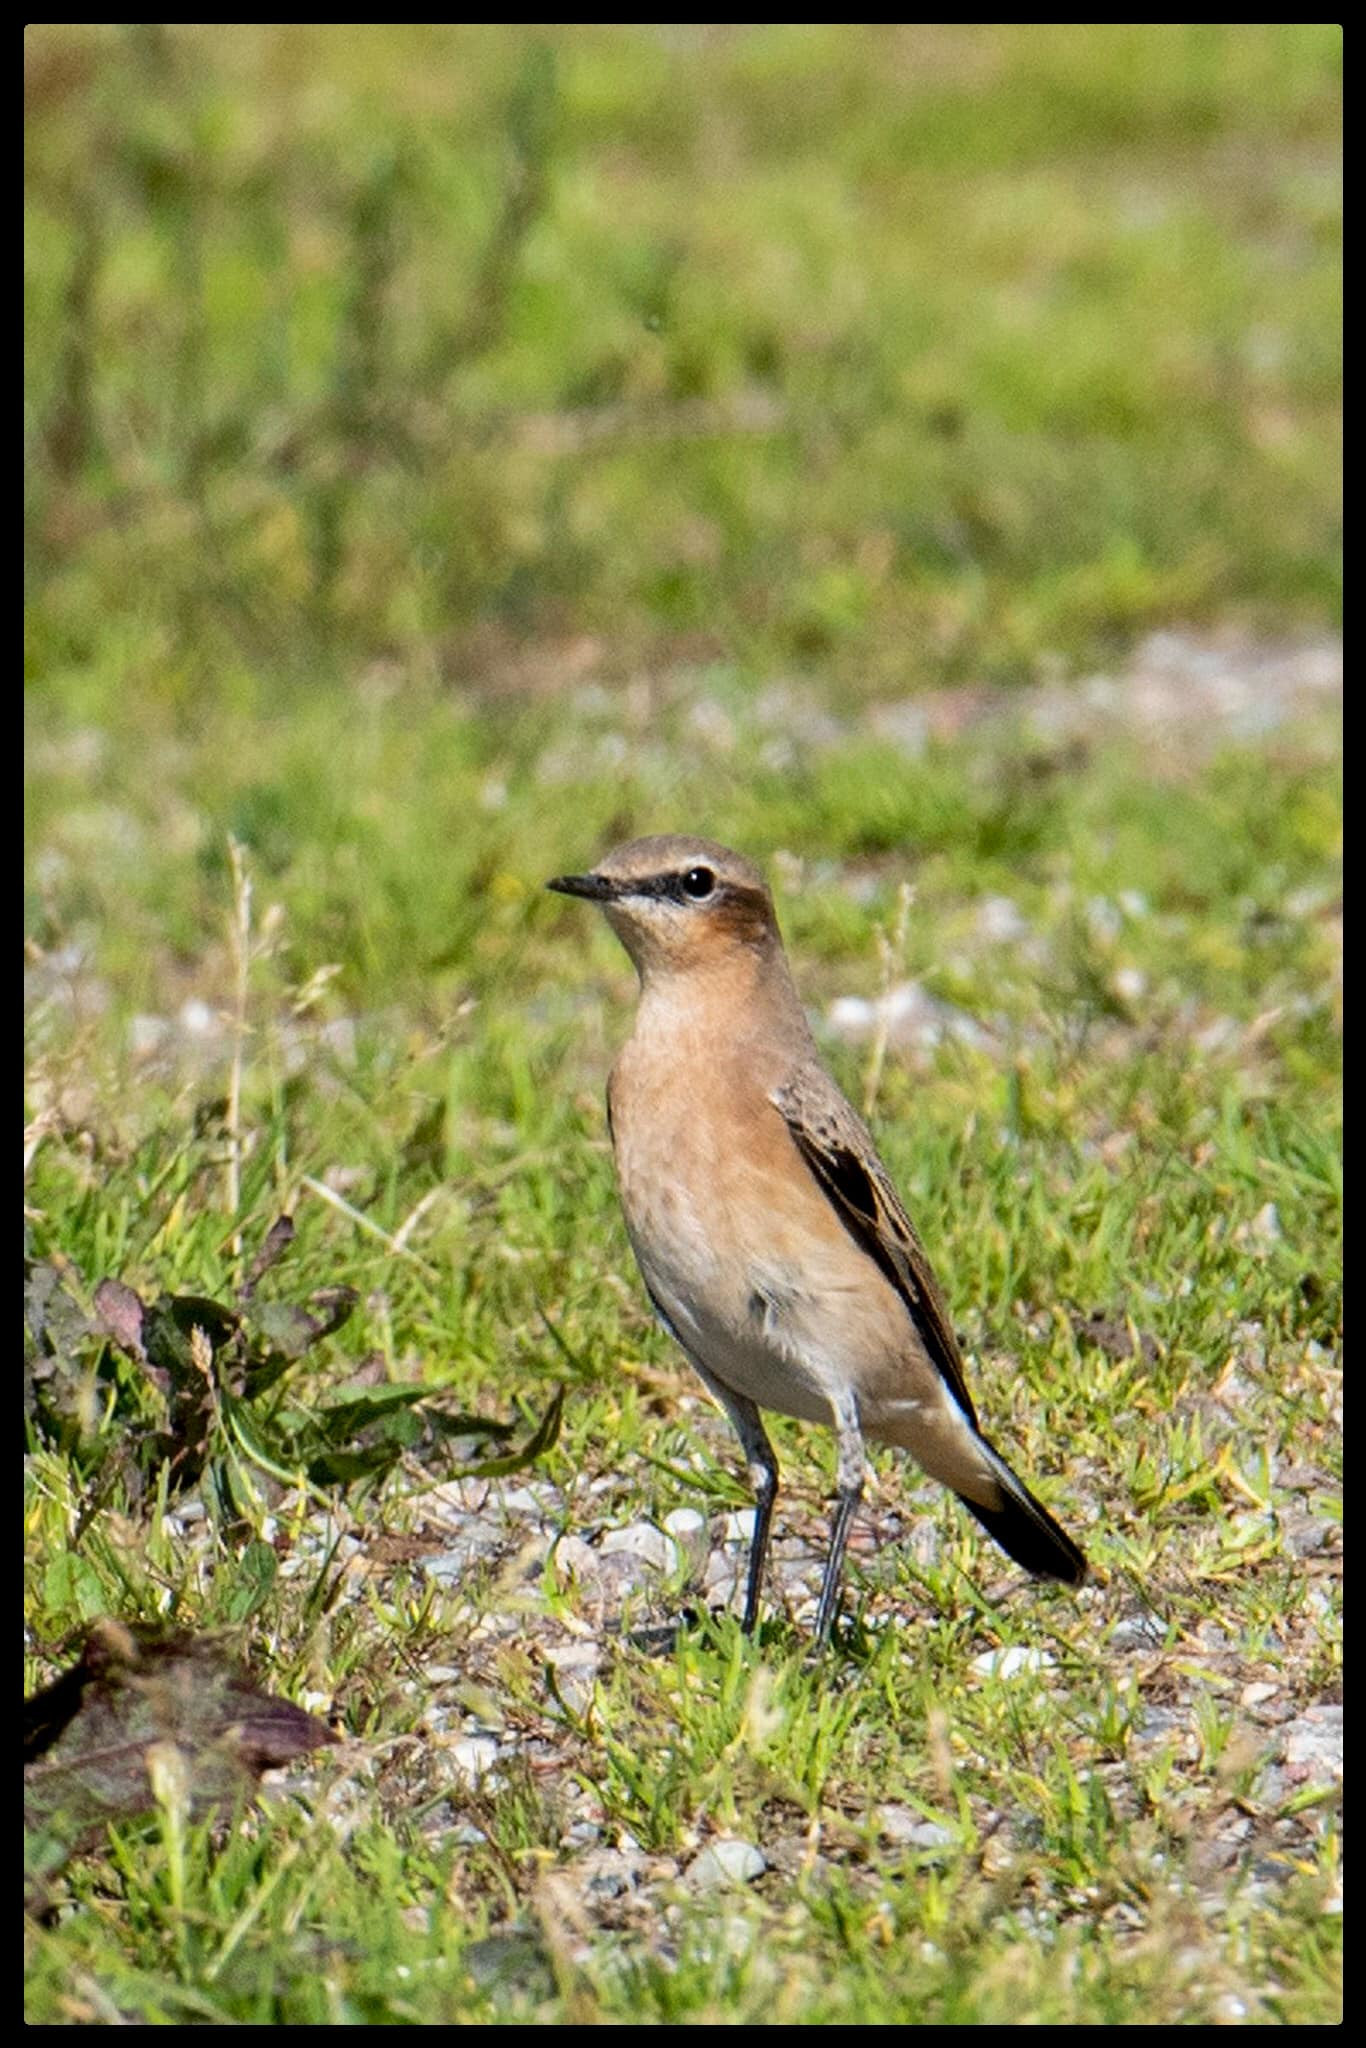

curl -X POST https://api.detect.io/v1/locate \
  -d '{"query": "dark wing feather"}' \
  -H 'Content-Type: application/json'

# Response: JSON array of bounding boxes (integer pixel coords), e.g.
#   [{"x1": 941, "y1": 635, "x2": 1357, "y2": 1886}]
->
[{"x1": 771, "y1": 1069, "x2": 980, "y2": 1431}]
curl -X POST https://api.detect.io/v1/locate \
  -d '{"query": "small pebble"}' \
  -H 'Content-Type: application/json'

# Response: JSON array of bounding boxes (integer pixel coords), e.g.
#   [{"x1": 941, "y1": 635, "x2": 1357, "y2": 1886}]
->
[
  {"x1": 689, "y1": 1839, "x2": 766, "y2": 1888},
  {"x1": 875, "y1": 1804, "x2": 955, "y2": 1850},
  {"x1": 1240, "y1": 1681, "x2": 1278, "y2": 1708},
  {"x1": 600, "y1": 1521, "x2": 675, "y2": 1571},
  {"x1": 1110, "y1": 1613, "x2": 1168, "y2": 1651},
  {"x1": 448, "y1": 1736, "x2": 500, "y2": 1786},
  {"x1": 1283, "y1": 1706, "x2": 1343, "y2": 1785},
  {"x1": 663, "y1": 1506, "x2": 709, "y2": 1566},
  {"x1": 971, "y1": 1646, "x2": 1056, "y2": 1680}
]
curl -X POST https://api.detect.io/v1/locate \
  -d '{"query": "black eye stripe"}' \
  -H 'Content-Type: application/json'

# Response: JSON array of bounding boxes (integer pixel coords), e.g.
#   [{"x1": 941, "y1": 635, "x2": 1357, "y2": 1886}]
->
[
  {"x1": 624, "y1": 868, "x2": 721, "y2": 904},
  {"x1": 606, "y1": 869, "x2": 770, "y2": 927}
]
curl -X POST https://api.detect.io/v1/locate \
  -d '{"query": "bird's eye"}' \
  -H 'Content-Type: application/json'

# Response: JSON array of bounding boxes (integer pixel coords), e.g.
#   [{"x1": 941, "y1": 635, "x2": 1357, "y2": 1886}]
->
[{"x1": 682, "y1": 866, "x2": 715, "y2": 900}]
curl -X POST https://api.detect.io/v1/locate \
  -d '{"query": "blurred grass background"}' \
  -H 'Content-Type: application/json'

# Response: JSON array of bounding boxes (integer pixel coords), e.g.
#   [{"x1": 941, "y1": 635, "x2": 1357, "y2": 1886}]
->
[
  {"x1": 27, "y1": 24, "x2": 1339, "y2": 694},
  {"x1": 25, "y1": 26, "x2": 1341, "y2": 2024}
]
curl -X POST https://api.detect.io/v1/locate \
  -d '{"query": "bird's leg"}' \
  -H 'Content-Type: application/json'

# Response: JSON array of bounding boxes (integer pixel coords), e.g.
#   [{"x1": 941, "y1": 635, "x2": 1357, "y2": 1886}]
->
[
  {"x1": 701, "y1": 1378, "x2": 779, "y2": 1634},
  {"x1": 814, "y1": 1387, "x2": 866, "y2": 1648},
  {"x1": 740, "y1": 1431, "x2": 779, "y2": 1636}
]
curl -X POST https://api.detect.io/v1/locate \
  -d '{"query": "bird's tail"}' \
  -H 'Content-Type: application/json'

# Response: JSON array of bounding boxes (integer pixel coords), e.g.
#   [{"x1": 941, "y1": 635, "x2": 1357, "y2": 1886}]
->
[{"x1": 957, "y1": 1438, "x2": 1087, "y2": 1585}]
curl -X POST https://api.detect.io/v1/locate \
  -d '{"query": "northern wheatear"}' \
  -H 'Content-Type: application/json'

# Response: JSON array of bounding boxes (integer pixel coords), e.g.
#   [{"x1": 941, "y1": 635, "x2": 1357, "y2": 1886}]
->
[{"x1": 548, "y1": 836, "x2": 1086, "y2": 1645}]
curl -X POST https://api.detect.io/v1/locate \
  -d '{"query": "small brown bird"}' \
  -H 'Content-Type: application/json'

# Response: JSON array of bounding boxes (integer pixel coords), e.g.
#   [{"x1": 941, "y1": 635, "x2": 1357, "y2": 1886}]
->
[{"x1": 548, "y1": 836, "x2": 1086, "y2": 1645}]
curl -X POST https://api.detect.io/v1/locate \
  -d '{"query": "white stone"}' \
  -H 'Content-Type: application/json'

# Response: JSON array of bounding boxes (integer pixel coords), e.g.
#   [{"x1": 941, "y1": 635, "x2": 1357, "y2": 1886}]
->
[
  {"x1": 971, "y1": 1646, "x2": 1057, "y2": 1680},
  {"x1": 600, "y1": 1521, "x2": 675, "y2": 1571},
  {"x1": 689, "y1": 1839, "x2": 766, "y2": 1888},
  {"x1": 662, "y1": 1506, "x2": 709, "y2": 1566},
  {"x1": 448, "y1": 1736, "x2": 500, "y2": 1785},
  {"x1": 875, "y1": 1804, "x2": 955, "y2": 1849},
  {"x1": 551, "y1": 1534, "x2": 600, "y2": 1582}
]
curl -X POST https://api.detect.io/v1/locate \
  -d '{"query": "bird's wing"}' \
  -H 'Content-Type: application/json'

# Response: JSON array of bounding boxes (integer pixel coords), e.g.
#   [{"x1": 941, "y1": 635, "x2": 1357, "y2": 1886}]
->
[{"x1": 771, "y1": 1065, "x2": 980, "y2": 1432}]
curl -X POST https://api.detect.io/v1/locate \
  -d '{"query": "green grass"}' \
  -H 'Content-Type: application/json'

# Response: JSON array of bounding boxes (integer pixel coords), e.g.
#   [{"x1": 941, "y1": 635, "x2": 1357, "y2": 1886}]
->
[
  {"x1": 26, "y1": 23, "x2": 1339, "y2": 2027},
  {"x1": 26, "y1": 24, "x2": 1340, "y2": 691}
]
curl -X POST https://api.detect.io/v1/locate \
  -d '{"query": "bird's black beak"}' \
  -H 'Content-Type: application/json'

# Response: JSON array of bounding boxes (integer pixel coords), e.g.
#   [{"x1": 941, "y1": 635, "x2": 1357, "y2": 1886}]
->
[{"x1": 546, "y1": 870, "x2": 618, "y2": 901}]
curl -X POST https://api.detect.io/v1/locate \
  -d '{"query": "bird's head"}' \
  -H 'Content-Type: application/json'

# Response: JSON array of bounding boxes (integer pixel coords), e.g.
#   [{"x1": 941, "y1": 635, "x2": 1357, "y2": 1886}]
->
[{"x1": 547, "y1": 835, "x2": 779, "y2": 983}]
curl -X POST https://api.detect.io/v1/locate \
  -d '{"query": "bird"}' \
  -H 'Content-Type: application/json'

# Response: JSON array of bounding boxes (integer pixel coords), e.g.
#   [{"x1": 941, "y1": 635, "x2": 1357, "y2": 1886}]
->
[{"x1": 547, "y1": 835, "x2": 1086, "y2": 1646}]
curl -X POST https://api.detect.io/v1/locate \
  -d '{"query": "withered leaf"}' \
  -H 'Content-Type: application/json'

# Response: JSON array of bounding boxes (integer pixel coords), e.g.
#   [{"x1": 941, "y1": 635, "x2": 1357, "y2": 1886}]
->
[
  {"x1": 92, "y1": 1277, "x2": 148, "y2": 1361},
  {"x1": 239, "y1": 1214, "x2": 295, "y2": 1300},
  {"x1": 25, "y1": 1254, "x2": 97, "y2": 1426},
  {"x1": 25, "y1": 1619, "x2": 336, "y2": 1900},
  {"x1": 27, "y1": 1253, "x2": 94, "y2": 1363}
]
